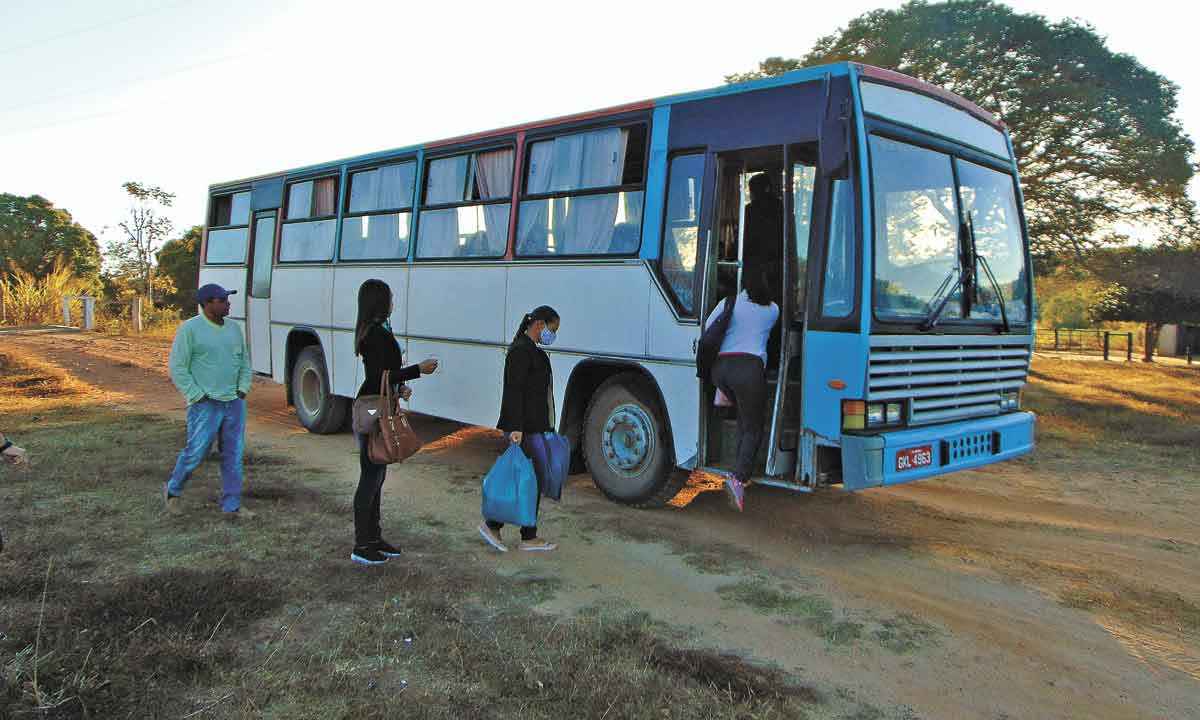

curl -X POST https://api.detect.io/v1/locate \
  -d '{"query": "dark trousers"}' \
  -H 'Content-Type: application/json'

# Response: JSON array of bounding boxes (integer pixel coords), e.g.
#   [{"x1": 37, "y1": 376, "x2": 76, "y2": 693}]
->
[
  {"x1": 712, "y1": 354, "x2": 768, "y2": 481},
  {"x1": 354, "y1": 433, "x2": 388, "y2": 548},
  {"x1": 486, "y1": 436, "x2": 542, "y2": 541}
]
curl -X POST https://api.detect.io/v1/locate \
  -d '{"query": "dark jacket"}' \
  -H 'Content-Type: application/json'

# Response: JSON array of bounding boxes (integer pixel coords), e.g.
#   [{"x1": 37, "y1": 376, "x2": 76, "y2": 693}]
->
[
  {"x1": 497, "y1": 334, "x2": 554, "y2": 433},
  {"x1": 356, "y1": 324, "x2": 420, "y2": 398}
]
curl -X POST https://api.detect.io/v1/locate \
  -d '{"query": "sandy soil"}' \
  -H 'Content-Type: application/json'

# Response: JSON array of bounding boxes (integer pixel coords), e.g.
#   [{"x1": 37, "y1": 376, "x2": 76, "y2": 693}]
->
[{"x1": 4, "y1": 329, "x2": 1197, "y2": 719}]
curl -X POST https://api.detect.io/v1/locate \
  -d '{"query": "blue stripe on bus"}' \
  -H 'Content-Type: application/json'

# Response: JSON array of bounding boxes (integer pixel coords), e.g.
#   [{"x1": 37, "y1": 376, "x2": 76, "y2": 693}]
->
[{"x1": 639, "y1": 105, "x2": 671, "y2": 261}]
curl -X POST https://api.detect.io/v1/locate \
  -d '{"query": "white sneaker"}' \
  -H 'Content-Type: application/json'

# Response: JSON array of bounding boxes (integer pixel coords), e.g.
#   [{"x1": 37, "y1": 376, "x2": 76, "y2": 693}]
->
[
  {"x1": 518, "y1": 538, "x2": 558, "y2": 552},
  {"x1": 478, "y1": 524, "x2": 508, "y2": 552}
]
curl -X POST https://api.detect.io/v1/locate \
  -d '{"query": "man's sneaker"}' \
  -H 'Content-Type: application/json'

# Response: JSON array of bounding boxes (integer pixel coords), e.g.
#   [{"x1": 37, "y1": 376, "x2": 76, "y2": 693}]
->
[
  {"x1": 163, "y1": 485, "x2": 183, "y2": 516},
  {"x1": 518, "y1": 538, "x2": 558, "y2": 552},
  {"x1": 372, "y1": 539, "x2": 402, "y2": 557},
  {"x1": 351, "y1": 546, "x2": 388, "y2": 565},
  {"x1": 723, "y1": 475, "x2": 745, "y2": 512},
  {"x1": 477, "y1": 524, "x2": 508, "y2": 552}
]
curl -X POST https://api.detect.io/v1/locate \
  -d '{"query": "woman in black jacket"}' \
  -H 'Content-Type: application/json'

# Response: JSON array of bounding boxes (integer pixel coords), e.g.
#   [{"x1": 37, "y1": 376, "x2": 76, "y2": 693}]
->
[
  {"x1": 478, "y1": 305, "x2": 560, "y2": 553},
  {"x1": 351, "y1": 279, "x2": 438, "y2": 565}
]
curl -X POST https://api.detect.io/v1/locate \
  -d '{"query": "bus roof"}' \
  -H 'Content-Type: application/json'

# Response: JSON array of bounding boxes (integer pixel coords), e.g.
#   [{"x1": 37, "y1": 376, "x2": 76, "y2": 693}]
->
[{"x1": 210, "y1": 62, "x2": 1001, "y2": 191}]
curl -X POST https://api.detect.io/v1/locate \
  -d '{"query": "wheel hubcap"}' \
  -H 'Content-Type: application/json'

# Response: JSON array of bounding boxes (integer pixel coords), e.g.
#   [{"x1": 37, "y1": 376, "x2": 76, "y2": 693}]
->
[
  {"x1": 601, "y1": 404, "x2": 655, "y2": 476},
  {"x1": 299, "y1": 367, "x2": 322, "y2": 417}
]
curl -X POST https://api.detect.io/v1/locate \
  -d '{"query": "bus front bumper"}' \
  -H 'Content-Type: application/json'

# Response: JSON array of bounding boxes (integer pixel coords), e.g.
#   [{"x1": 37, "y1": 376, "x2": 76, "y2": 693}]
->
[{"x1": 839, "y1": 411, "x2": 1035, "y2": 491}]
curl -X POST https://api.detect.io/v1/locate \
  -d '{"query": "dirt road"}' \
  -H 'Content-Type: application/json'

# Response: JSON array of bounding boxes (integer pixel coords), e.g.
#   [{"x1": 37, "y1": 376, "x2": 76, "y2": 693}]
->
[{"x1": 5, "y1": 329, "x2": 1197, "y2": 719}]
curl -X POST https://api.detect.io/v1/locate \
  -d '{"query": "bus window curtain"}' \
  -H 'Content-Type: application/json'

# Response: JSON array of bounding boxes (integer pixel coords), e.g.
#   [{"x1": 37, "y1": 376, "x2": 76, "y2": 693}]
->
[
  {"x1": 313, "y1": 177, "x2": 336, "y2": 217},
  {"x1": 474, "y1": 149, "x2": 513, "y2": 251}
]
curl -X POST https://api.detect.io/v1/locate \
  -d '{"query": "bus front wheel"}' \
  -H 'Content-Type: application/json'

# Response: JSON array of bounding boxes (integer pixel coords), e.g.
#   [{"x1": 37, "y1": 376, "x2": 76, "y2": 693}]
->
[
  {"x1": 291, "y1": 346, "x2": 348, "y2": 434},
  {"x1": 583, "y1": 373, "x2": 684, "y2": 508}
]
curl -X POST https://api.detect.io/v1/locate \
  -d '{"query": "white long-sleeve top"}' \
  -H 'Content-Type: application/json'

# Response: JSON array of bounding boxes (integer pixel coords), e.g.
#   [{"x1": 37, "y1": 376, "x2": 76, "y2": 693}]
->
[{"x1": 703, "y1": 289, "x2": 780, "y2": 365}]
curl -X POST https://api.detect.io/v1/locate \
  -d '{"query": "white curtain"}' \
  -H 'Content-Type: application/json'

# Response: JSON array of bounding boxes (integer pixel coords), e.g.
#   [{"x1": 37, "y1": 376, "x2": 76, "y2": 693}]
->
[
  {"x1": 562, "y1": 128, "x2": 626, "y2": 252},
  {"x1": 417, "y1": 209, "x2": 459, "y2": 258},
  {"x1": 473, "y1": 149, "x2": 513, "y2": 254},
  {"x1": 426, "y1": 157, "x2": 468, "y2": 204}
]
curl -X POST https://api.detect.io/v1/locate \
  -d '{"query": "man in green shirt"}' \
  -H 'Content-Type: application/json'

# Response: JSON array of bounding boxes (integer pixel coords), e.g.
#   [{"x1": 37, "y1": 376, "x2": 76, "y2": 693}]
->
[{"x1": 164, "y1": 283, "x2": 255, "y2": 518}]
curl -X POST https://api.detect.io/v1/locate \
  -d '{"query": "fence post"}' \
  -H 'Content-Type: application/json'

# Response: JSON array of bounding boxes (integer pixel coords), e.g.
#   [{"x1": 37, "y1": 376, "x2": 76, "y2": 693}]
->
[
  {"x1": 1103, "y1": 331, "x2": 1111, "y2": 361},
  {"x1": 62, "y1": 296, "x2": 72, "y2": 326},
  {"x1": 132, "y1": 298, "x2": 143, "y2": 334},
  {"x1": 1127, "y1": 333, "x2": 1133, "y2": 362},
  {"x1": 1054, "y1": 328, "x2": 1060, "y2": 351},
  {"x1": 81, "y1": 296, "x2": 95, "y2": 330}
]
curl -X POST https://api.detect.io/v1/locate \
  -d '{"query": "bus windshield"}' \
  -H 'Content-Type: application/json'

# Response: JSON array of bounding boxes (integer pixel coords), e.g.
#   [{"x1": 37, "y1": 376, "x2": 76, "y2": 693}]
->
[{"x1": 870, "y1": 135, "x2": 1029, "y2": 325}]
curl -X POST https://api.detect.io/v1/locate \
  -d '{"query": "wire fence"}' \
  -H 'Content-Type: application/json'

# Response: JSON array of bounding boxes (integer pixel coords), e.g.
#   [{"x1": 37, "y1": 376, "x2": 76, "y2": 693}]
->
[{"x1": 1034, "y1": 328, "x2": 1136, "y2": 361}]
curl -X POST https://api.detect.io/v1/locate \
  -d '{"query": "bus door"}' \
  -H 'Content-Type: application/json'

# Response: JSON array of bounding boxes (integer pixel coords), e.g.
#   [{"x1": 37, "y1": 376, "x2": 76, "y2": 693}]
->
[
  {"x1": 699, "y1": 145, "x2": 804, "y2": 480},
  {"x1": 246, "y1": 210, "x2": 276, "y2": 375}
]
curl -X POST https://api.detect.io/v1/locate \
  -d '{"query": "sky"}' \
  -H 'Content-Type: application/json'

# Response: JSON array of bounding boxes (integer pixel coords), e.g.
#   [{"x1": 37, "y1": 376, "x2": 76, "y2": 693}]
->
[{"x1": 2, "y1": 0, "x2": 1198, "y2": 250}]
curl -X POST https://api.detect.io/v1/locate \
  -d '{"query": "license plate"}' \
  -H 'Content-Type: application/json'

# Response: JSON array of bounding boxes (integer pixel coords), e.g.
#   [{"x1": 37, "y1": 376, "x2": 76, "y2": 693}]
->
[{"x1": 896, "y1": 445, "x2": 933, "y2": 472}]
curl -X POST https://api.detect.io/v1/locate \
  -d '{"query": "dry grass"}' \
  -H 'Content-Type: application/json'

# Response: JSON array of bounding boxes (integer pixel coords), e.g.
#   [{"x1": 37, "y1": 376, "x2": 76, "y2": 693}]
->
[
  {"x1": 0, "y1": 349, "x2": 825, "y2": 719},
  {"x1": 0, "y1": 263, "x2": 89, "y2": 326},
  {"x1": 1026, "y1": 356, "x2": 1200, "y2": 471}
]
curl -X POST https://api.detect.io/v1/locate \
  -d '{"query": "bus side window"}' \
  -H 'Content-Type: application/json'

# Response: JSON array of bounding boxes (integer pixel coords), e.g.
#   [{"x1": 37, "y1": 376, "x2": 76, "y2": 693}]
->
[
  {"x1": 821, "y1": 179, "x2": 856, "y2": 318},
  {"x1": 660, "y1": 153, "x2": 704, "y2": 316}
]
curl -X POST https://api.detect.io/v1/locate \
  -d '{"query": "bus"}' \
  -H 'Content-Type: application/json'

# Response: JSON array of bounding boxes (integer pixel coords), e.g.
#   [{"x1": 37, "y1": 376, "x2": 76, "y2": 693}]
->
[{"x1": 198, "y1": 62, "x2": 1035, "y2": 507}]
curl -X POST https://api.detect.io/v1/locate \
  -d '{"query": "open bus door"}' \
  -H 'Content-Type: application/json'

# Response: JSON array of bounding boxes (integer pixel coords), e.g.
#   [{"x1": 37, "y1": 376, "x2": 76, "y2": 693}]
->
[{"x1": 696, "y1": 145, "x2": 815, "y2": 487}]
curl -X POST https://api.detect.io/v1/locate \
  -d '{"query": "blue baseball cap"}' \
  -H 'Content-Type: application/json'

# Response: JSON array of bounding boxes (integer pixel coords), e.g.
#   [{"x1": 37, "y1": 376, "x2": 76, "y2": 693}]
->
[{"x1": 197, "y1": 283, "x2": 237, "y2": 304}]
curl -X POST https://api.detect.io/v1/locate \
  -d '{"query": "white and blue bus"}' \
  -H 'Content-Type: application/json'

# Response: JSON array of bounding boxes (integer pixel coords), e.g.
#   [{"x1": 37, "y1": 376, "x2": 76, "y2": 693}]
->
[{"x1": 199, "y1": 62, "x2": 1035, "y2": 507}]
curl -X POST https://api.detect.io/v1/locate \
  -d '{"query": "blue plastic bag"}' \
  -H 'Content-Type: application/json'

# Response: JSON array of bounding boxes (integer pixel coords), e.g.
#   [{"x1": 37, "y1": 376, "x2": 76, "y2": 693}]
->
[
  {"x1": 481, "y1": 444, "x2": 539, "y2": 527},
  {"x1": 526, "y1": 432, "x2": 570, "y2": 502}
]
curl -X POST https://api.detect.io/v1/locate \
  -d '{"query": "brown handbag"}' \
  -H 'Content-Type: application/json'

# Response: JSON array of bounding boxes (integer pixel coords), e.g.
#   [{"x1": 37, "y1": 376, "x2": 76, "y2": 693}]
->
[{"x1": 364, "y1": 370, "x2": 421, "y2": 465}]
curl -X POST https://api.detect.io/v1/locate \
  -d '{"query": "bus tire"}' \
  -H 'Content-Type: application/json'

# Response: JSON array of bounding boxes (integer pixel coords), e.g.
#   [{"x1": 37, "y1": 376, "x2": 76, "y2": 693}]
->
[
  {"x1": 583, "y1": 373, "x2": 683, "y2": 508},
  {"x1": 291, "y1": 346, "x2": 348, "y2": 434}
]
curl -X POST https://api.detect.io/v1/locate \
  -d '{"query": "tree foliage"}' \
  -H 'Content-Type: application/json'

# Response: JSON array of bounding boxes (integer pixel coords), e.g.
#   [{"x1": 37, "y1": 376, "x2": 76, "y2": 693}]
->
[
  {"x1": 0, "y1": 193, "x2": 101, "y2": 286},
  {"x1": 107, "y1": 181, "x2": 175, "y2": 302},
  {"x1": 727, "y1": 0, "x2": 1198, "y2": 263},
  {"x1": 1088, "y1": 245, "x2": 1200, "y2": 360},
  {"x1": 156, "y1": 225, "x2": 203, "y2": 314}
]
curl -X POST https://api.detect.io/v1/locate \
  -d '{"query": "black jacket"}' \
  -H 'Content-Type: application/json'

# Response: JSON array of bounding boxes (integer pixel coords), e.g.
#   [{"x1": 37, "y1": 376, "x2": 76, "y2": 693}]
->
[
  {"x1": 497, "y1": 334, "x2": 553, "y2": 433},
  {"x1": 356, "y1": 324, "x2": 420, "y2": 399}
]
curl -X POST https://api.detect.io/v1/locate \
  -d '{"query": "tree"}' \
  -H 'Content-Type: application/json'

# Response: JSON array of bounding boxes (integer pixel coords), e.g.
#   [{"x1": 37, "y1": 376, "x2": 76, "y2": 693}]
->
[
  {"x1": 727, "y1": 0, "x2": 1198, "y2": 264},
  {"x1": 0, "y1": 193, "x2": 102, "y2": 284},
  {"x1": 1088, "y1": 246, "x2": 1200, "y2": 361},
  {"x1": 157, "y1": 225, "x2": 203, "y2": 315},
  {"x1": 108, "y1": 182, "x2": 175, "y2": 303}
]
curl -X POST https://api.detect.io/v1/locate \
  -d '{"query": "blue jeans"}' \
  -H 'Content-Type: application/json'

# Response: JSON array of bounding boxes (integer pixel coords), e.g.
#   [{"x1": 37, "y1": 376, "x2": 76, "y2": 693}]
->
[{"x1": 167, "y1": 398, "x2": 246, "y2": 512}]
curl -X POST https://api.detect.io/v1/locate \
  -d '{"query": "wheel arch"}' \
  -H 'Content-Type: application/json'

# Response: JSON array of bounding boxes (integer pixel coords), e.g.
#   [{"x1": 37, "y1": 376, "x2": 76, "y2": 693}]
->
[
  {"x1": 560, "y1": 359, "x2": 677, "y2": 468},
  {"x1": 284, "y1": 326, "x2": 325, "y2": 407}
]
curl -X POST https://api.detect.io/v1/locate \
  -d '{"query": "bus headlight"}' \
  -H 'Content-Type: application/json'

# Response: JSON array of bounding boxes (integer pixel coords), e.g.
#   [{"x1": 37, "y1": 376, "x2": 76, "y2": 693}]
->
[
  {"x1": 844, "y1": 400, "x2": 906, "y2": 431},
  {"x1": 1000, "y1": 390, "x2": 1021, "y2": 411}
]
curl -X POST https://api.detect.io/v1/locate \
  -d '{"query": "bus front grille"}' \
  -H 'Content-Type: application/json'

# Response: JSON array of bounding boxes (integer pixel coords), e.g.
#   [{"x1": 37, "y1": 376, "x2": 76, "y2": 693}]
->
[{"x1": 867, "y1": 335, "x2": 1033, "y2": 427}]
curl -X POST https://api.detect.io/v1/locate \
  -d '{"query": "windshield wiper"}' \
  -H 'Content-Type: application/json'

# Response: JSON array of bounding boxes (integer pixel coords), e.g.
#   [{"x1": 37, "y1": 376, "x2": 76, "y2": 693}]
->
[
  {"x1": 921, "y1": 262, "x2": 966, "y2": 331},
  {"x1": 964, "y1": 214, "x2": 1011, "y2": 333}
]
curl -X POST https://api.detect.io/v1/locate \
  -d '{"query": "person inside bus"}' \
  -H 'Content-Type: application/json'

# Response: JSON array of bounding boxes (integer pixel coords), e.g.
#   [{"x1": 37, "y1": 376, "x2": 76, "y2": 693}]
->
[
  {"x1": 704, "y1": 268, "x2": 779, "y2": 512},
  {"x1": 743, "y1": 171, "x2": 784, "y2": 365},
  {"x1": 351, "y1": 279, "x2": 439, "y2": 566},
  {"x1": 479, "y1": 305, "x2": 561, "y2": 553}
]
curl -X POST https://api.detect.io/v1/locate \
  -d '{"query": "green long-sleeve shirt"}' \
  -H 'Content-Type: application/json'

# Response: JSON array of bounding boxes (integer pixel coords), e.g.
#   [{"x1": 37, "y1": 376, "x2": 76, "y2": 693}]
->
[{"x1": 168, "y1": 314, "x2": 252, "y2": 404}]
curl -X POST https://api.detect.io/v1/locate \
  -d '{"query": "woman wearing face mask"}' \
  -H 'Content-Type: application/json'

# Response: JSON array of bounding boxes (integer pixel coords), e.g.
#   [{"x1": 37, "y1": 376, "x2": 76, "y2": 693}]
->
[
  {"x1": 351, "y1": 279, "x2": 438, "y2": 565},
  {"x1": 478, "y1": 305, "x2": 560, "y2": 552}
]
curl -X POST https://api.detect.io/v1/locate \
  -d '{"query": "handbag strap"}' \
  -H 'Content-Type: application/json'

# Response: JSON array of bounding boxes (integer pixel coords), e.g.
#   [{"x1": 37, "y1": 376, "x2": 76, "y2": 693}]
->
[{"x1": 380, "y1": 369, "x2": 394, "y2": 420}]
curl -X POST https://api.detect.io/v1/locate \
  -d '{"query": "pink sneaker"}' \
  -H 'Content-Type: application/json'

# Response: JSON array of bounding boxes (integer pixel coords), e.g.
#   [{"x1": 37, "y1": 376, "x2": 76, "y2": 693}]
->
[{"x1": 723, "y1": 475, "x2": 745, "y2": 512}]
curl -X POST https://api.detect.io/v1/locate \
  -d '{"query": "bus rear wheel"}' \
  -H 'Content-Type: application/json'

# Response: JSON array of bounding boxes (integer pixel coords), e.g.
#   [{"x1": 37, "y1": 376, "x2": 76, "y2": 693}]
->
[
  {"x1": 292, "y1": 346, "x2": 348, "y2": 434},
  {"x1": 583, "y1": 373, "x2": 684, "y2": 508}
]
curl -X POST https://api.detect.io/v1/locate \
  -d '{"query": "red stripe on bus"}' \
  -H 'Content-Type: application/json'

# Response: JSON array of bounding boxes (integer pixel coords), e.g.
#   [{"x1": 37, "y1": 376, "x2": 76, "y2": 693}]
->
[{"x1": 426, "y1": 100, "x2": 655, "y2": 148}]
